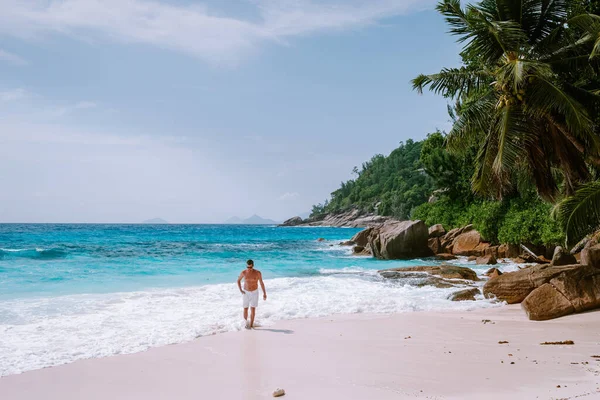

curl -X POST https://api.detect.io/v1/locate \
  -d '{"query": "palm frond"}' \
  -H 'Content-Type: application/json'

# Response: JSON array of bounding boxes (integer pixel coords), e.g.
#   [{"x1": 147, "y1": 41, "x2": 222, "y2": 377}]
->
[
  {"x1": 446, "y1": 89, "x2": 497, "y2": 153},
  {"x1": 411, "y1": 67, "x2": 491, "y2": 98},
  {"x1": 526, "y1": 76, "x2": 596, "y2": 141},
  {"x1": 553, "y1": 180, "x2": 600, "y2": 245}
]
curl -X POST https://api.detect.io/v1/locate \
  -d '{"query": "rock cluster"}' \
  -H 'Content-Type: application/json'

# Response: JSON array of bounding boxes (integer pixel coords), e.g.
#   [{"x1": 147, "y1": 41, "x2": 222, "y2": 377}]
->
[
  {"x1": 341, "y1": 221, "x2": 600, "y2": 321},
  {"x1": 522, "y1": 266, "x2": 600, "y2": 320},
  {"x1": 482, "y1": 262, "x2": 600, "y2": 320},
  {"x1": 280, "y1": 216, "x2": 304, "y2": 227},
  {"x1": 348, "y1": 221, "x2": 431, "y2": 259},
  {"x1": 378, "y1": 265, "x2": 481, "y2": 300},
  {"x1": 282, "y1": 209, "x2": 390, "y2": 228}
]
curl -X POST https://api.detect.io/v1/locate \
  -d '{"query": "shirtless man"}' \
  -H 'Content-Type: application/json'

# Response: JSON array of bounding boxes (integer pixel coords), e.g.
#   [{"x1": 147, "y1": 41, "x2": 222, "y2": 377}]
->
[{"x1": 237, "y1": 259, "x2": 267, "y2": 329}]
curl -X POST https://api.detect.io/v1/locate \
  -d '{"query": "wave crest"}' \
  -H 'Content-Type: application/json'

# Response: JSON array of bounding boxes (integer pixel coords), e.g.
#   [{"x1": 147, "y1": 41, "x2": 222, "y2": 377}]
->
[{"x1": 0, "y1": 248, "x2": 67, "y2": 260}]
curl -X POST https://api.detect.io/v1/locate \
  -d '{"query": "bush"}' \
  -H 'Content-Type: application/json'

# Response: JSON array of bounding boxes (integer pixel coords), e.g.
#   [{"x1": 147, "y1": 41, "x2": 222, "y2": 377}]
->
[
  {"x1": 498, "y1": 199, "x2": 564, "y2": 245},
  {"x1": 413, "y1": 196, "x2": 564, "y2": 246}
]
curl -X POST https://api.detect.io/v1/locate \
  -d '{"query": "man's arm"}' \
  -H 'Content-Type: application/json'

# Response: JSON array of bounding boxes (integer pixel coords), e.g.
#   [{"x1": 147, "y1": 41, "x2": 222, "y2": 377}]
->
[
  {"x1": 259, "y1": 271, "x2": 267, "y2": 300},
  {"x1": 237, "y1": 271, "x2": 245, "y2": 294}
]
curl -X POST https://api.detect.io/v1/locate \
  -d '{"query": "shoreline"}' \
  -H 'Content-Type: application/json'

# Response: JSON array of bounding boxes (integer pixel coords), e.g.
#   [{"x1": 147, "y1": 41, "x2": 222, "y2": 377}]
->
[{"x1": 2, "y1": 305, "x2": 599, "y2": 399}]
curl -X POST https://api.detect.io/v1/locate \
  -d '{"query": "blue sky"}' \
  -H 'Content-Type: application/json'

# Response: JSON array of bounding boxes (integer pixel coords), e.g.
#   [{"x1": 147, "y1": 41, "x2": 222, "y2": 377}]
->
[{"x1": 0, "y1": 0, "x2": 461, "y2": 223}]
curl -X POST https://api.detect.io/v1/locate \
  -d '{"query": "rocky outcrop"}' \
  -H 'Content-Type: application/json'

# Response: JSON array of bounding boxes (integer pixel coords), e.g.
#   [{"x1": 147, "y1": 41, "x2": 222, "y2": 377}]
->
[
  {"x1": 339, "y1": 240, "x2": 355, "y2": 246},
  {"x1": 581, "y1": 241, "x2": 600, "y2": 269},
  {"x1": 379, "y1": 265, "x2": 479, "y2": 281},
  {"x1": 550, "y1": 246, "x2": 577, "y2": 267},
  {"x1": 428, "y1": 224, "x2": 446, "y2": 238},
  {"x1": 428, "y1": 237, "x2": 442, "y2": 254},
  {"x1": 449, "y1": 288, "x2": 481, "y2": 301},
  {"x1": 476, "y1": 254, "x2": 497, "y2": 265},
  {"x1": 294, "y1": 209, "x2": 391, "y2": 228},
  {"x1": 280, "y1": 216, "x2": 304, "y2": 226},
  {"x1": 438, "y1": 225, "x2": 473, "y2": 253},
  {"x1": 351, "y1": 227, "x2": 375, "y2": 247},
  {"x1": 369, "y1": 220, "x2": 431, "y2": 259},
  {"x1": 522, "y1": 266, "x2": 600, "y2": 320},
  {"x1": 452, "y1": 230, "x2": 490, "y2": 256},
  {"x1": 378, "y1": 265, "x2": 479, "y2": 289},
  {"x1": 432, "y1": 225, "x2": 491, "y2": 257},
  {"x1": 483, "y1": 264, "x2": 581, "y2": 304}
]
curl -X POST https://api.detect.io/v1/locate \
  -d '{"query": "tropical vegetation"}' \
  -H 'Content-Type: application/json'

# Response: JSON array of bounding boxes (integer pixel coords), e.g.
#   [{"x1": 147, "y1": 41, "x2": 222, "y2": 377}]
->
[{"x1": 311, "y1": 0, "x2": 600, "y2": 248}]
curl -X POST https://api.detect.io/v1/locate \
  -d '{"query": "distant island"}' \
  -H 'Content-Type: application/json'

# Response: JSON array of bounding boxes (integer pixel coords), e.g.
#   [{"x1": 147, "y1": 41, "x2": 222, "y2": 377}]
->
[
  {"x1": 142, "y1": 218, "x2": 169, "y2": 224},
  {"x1": 224, "y1": 214, "x2": 278, "y2": 225}
]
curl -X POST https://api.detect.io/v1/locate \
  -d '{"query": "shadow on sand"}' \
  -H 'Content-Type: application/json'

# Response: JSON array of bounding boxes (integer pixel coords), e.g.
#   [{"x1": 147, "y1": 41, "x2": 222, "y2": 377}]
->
[{"x1": 255, "y1": 328, "x2": 294, "y2": 334}]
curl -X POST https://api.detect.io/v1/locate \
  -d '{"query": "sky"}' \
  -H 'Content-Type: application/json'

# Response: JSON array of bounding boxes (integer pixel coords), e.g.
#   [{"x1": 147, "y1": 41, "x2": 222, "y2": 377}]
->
[{"x1": 0, "y1": 0, "x2": 462, "y2": 223}]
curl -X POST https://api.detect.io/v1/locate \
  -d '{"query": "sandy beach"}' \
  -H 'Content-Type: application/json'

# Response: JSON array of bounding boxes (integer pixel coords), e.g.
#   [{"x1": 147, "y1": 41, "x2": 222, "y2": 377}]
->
[{"x1": 1, "y1": 305, "x2": 599, "y2": 400}]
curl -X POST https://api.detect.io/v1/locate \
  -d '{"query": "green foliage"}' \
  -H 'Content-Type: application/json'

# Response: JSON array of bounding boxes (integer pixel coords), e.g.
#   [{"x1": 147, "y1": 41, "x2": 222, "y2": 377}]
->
[
  {"x1": 313, "y1": 139, "x2": 435, "y2": 220},
  {"x1": 419, "y1": 131, "x2": 475, "y2": 201},
  {"x1": 411, "y1": 198, "x2": 470, "y2": 230},
  {"x1": 412, "y1": 196, "x2": 564, "y2": 245},
  {"x1": 498, "y1": 198, "x2": 565, "y2": 246},
  {"x1": 413, "y1": 0, "x2": 600, "y2": 201}
]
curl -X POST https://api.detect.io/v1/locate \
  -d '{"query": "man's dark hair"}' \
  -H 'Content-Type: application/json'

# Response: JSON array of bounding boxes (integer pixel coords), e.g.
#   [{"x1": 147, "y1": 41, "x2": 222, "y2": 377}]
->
[{"x1": 246, "y1": 259, "x2": 254, "y2": 266}]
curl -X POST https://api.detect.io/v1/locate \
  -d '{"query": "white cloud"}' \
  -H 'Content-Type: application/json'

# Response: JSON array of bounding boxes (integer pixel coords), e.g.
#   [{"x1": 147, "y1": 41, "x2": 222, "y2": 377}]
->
[
  {"x1": 0, "y1": 88, "x2": 28, "y2": 102},
  {"x1": 278, "y1": 191, "x2": 299, "y2": 200},
  {"x1": 0, "y1": 48, "x2": 28, "y2": 65},
  {"x1": 0, "y1": 0, "x2": 433, "y2": 64}
]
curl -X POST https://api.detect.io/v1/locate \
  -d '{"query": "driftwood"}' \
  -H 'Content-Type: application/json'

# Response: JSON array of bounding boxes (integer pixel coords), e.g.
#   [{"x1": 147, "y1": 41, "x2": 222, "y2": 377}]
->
[{"x1": 520, "y1": 244, "x2": 549, "y2": 264}]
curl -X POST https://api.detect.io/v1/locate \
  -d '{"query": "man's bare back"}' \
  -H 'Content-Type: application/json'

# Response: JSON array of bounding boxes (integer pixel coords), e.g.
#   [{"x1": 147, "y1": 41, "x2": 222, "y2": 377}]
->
[{"x1": 236, "y1": 259, "x2": 267, "y2": 329}]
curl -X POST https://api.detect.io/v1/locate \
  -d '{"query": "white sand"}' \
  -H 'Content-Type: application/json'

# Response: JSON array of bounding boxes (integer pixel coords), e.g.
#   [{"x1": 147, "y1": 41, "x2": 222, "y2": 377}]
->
[{"x1": 1, "y1": 305, "x2": 599, "y2": 399}]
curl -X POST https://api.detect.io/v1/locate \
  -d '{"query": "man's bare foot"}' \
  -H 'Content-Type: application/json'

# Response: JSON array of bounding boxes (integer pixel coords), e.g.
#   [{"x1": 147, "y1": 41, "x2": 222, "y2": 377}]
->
[{"x1": 245, "y1": 320, "x2": 250, "y2": 329}]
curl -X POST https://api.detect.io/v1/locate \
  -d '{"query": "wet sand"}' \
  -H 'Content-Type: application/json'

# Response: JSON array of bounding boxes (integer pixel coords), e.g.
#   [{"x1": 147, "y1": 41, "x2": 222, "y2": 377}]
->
[{"x1": 1, "y1": 305, "x2": 599, "y2": 399}]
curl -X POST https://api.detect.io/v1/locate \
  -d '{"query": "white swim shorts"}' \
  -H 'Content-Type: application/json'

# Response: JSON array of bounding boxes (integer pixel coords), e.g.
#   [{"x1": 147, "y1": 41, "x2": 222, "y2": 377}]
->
[{"x1": 243, "y1": 289, "x2": 259, "y2": 308}]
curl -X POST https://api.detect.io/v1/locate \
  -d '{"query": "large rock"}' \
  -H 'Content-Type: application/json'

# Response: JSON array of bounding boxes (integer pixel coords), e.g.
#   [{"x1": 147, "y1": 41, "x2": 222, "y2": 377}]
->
[
  {"x1": 369, "y1": 220, "x2": 431, "y2": 259},
  {"x1": 351, "y1": 227, "x2": 374, "y2": 247},
  {"x1": 581, "y1": 242, "x2": 600, "y2": 269},
  {"x1": 521, "y1": 284, "x2": 575, "y2": 320},
  {"x1": 280, "y1": 216, "x2": 303, "y2": 226},
  {"x1": 476, "y1": 254, "x2": 497, "y2": 265},
  {"x1": 449, "y1": 288, "x2": 481, "y2": 301},
  {"x1": 522, "y1": 266, "x2": 600, "y2": 320},
  {"x1": 550, "y1": 246, "x2": 577, "y2": 267},
  {"x1": 483, "y1": 264, "x2": 581, "y2": 304},
  {"x1": 428, "y1": 237, "x2": 442, "y2": 254},
  {"x1": 379, "y1": 265, "x2": 479, "y2": 281},
  {"x1": 439, "y1": 225, "x2": 473, "y2": 251},
  {"x1": 452, "y1": 229, "x2": 490, "y2": 256},
  {"x1": 428, "y1": 224, "x2": 446, "y2": 238}
]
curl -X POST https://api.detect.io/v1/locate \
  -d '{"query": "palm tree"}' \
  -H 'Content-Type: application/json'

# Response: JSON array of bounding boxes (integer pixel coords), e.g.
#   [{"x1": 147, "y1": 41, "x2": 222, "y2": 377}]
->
[{"x1": 413, "y1": 0, "x2": 600, "y2": 201}]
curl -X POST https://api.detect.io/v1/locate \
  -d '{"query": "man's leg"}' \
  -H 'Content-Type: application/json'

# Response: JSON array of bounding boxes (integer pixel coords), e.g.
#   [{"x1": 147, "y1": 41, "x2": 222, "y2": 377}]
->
[
  {"x1": 243, "y1": 308, "x2": 249, "y2": 327},
  {"x1": 250, "y1": 307, "x2": 256, "y2": 328}
]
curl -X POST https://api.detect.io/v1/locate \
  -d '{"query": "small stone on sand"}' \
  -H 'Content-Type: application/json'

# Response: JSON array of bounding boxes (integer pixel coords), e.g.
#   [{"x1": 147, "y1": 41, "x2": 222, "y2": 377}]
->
[{"x1": 272, "y1": 388, "x2": 285, "y2": 397}]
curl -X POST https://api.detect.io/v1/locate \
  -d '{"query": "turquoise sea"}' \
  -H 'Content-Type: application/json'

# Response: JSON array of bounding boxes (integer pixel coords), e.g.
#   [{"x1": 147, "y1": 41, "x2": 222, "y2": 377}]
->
[{"x1": 0, "y1": 223, "x2": 504, "y2": 376}]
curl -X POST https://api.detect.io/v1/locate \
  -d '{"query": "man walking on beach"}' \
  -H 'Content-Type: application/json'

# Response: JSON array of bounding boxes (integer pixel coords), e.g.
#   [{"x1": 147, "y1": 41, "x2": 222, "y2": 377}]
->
[{"x1": 237, "y1": 259, "x2": 267, "y2": 329}]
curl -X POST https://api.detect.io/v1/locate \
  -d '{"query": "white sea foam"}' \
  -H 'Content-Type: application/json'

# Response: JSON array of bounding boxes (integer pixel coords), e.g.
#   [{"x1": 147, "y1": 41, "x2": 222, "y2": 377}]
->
[{"x1": 0, "y1": 273, "x2": 502, "y2": 377}]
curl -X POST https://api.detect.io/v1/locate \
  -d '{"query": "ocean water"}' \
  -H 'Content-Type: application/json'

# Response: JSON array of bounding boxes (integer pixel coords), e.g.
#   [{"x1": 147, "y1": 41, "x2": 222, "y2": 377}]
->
[{"x1": 0, "y1": 224, "x2": 509, "y2": 376}]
